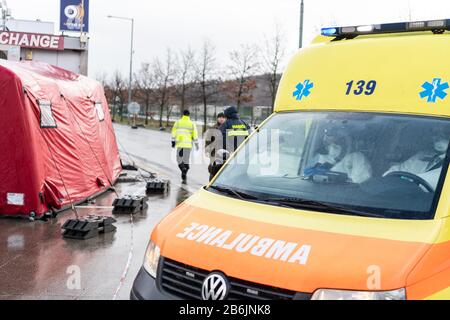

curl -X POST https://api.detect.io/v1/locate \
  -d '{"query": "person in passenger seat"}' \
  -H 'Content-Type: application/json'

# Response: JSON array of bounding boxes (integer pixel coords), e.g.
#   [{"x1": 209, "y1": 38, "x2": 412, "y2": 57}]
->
[
  {"x1": 305, "y1": 126, "x2": 373, "y2": 184},
  {"x1": 332, "y1": 151, "x2": 373, "y2": 184}
]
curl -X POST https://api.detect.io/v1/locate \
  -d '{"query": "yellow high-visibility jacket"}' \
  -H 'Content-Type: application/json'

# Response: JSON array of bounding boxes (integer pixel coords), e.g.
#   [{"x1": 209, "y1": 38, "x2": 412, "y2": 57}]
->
[{"x1": 172, "y1": 116, "x2": 199, "y2": 149}]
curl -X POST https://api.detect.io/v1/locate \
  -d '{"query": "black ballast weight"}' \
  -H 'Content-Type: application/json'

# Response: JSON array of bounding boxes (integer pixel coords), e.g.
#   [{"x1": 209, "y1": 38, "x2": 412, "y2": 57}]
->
[
  {"x1": 112, "y1": 195, "x2": 148, "y2": 214},
  {"x1": 62, "y1": 215, "x2": 117, "y2": 240},
  {"x1": 146, "y1": 179, "x2": 170, "y2": 193}
]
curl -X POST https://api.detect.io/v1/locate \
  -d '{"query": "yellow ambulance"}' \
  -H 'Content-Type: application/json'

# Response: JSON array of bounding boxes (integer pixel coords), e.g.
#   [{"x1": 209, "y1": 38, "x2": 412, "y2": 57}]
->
[{"x1": 132, "y1": 19, "x2": 450, "y2": 300}]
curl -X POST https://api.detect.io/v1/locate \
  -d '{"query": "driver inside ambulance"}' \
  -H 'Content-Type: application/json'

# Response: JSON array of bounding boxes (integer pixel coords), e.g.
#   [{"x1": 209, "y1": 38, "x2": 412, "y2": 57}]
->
[{"x1": 383, "y1": 127, "x2": 450, "y2": 190}]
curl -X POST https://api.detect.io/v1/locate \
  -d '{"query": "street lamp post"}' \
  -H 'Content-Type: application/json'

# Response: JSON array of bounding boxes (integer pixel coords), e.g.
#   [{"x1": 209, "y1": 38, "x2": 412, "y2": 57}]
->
[
  {"x1": 0, "y1": 0, "x2": 11, "y2": 31},
  {"x1": 107, "y1": 15, "x2": 135, "y2": 107},
  {"x1": 299, "y1": 0, "x2": 304, "y2": 48}
]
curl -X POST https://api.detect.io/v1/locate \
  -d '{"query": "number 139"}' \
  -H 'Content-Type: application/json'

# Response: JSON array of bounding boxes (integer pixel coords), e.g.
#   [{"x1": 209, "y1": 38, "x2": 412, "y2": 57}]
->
[{"x1": 346, "y1": 80, "x2": 377, "y2": 96}]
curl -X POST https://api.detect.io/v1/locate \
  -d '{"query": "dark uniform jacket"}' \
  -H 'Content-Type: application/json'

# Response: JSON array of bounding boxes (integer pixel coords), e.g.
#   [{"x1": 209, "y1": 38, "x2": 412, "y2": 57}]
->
[{"x1": 219, "y1": 106, "x2": 251, "y2": 153}]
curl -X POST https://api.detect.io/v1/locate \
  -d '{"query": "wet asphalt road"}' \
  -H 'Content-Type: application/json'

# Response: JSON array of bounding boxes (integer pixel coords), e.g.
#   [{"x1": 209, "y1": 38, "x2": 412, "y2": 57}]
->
[
  {"x1": 0, "y1": 124, "x2": 209, "y2": 300},
  {"x1": 114, "y1": 124, "x2": 210, "y2": 194}
]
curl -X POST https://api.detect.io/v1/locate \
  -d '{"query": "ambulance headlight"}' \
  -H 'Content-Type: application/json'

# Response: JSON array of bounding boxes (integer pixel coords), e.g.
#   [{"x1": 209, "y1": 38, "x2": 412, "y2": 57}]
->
[
  {"x1": 311, "y1": 288, "x2": 406, "y2": 300},
  {"x1": 143, "y1": 241, "x2": 161, "y2": 278}
]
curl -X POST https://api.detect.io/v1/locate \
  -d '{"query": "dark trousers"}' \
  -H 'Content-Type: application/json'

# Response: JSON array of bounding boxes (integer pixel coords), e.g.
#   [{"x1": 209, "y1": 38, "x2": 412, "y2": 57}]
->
[
  {"x1": 177, "y1": 148, "x2": 192, "y2": 174},
  {"x1": 208, "y1": 162, "x2": 224, "y2": 181}
]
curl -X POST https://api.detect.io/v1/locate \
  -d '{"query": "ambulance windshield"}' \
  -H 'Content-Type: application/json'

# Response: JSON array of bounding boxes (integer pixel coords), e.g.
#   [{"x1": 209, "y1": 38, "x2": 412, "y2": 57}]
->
[{"x1": 211, "y1": 112, "x2": 450, "y2": 220}]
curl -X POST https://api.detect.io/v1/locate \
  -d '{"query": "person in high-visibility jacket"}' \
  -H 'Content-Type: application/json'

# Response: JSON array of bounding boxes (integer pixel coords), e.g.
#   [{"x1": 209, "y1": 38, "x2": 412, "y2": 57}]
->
[{"x1": 171, "y1": 110, "x2": 199, "y2": 181}]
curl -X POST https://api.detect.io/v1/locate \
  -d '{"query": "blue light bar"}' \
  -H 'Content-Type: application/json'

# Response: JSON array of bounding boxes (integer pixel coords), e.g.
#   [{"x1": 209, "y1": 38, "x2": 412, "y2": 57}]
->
[
  {"x1": 321, "y1": 27, "x2": 338, "y2": 37},
  {"x1": 321, "y1": 19, "x2": 450, "y2": 38}
]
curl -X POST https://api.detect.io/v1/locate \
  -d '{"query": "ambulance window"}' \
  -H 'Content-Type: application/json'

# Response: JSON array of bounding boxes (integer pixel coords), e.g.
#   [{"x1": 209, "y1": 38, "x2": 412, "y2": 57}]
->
[
  {"x1": 213, "y1": 112, "x2": 450, "y2": 220},
  {"x1": 246, "y1": 117, "x2": 309, "y2": 178},
  {"x1": 95, "y1": 102, "x2": 105, "y2": 122},
  {"x1": 39, "y1": 100, "x2": 57, "y2": 128}
]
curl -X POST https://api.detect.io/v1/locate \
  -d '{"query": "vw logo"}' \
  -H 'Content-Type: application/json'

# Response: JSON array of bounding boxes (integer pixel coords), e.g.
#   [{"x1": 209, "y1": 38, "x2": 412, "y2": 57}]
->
[{"x1": 201, "y1": 272, "x2": 229, "y2": 301}]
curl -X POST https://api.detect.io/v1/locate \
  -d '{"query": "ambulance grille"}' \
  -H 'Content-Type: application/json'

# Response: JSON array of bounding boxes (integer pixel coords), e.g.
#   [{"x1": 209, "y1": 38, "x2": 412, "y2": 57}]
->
[{"x1": 159, "y1": 258, "x2": 310, "y2": 300}]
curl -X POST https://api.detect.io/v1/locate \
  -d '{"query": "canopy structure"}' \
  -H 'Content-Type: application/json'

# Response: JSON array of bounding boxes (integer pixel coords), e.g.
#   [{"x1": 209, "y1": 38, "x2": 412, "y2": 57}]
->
[{"x1": 0, "y1": 60, "x2": 122, "y2": 218}]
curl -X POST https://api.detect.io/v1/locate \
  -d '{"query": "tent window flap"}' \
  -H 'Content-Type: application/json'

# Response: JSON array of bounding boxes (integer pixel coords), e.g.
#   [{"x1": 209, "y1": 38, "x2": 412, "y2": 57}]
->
[
  {"x1": 95, "y1": 102, "x2": 105, "y2": 122},
  {"x1": 39, "y1": 100, "x2": 57, "y2": 128}
]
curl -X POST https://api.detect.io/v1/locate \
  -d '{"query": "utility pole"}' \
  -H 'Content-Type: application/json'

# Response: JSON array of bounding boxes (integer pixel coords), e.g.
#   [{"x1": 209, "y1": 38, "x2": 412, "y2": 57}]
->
[
  {"x1": 299, "y1": 0, "x2": 304, "y2": 48},
  {"x1": 78, "y1": 0, "x2": 89, "y2": 75},
  {"x1": 80, "y1": 0, "x2": 85, "y2": 39},
  {"x1": 129, "y1": 18, "x2": 134, "y2": 107},
  {"x1": 407, "y1": 0, "x2": 412, "y2": 22}
]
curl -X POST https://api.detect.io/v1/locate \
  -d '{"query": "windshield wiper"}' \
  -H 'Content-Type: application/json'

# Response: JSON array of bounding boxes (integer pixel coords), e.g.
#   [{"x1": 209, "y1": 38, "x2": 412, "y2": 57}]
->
[
  {"x1": 260, "y1": 197, "x2": 385, "y2": 218},
  {"x1": 208, "y1": 187, "x2": 385, "y2": 218},
  {"x1": 208, "y1": 185, "x2": 259, "y2": 201},
  {"x1": 208, "y1": 186, "x2": 299, "y2": 209}
]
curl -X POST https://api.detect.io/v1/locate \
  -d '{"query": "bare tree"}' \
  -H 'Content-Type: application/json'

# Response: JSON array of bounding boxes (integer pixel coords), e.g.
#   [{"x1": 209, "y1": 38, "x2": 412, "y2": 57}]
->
[
  {"x1": 195, "y1": 40, "x2": 218, "y2": 133},
  {"x1": 152, "y1": 49, "x2": 176, "y2": 128},
  {"x1": 165, "y1": 91, "x2": 176, "y2": 127},
  {"x1": 228, "y1": 44, "x2": 260, "y2": 112},
  {"x1": 135, "y1": 63, "x2": 155, "y2": 125},
  {"x1": 96, "y1": 71, "x2": 113, "y2": 116},
  {"x1": 109, "y1": 70, "x2": 127, "y2": 122},
  {"x1": 262, "y1": 27, "x2": 286, "y2": 112},
  {"x1": 175, "y1": 48, "x2": 196, "y2": 112},
  {"x1": 95, "y1": 71, "x2": 109, "y2": 88}
]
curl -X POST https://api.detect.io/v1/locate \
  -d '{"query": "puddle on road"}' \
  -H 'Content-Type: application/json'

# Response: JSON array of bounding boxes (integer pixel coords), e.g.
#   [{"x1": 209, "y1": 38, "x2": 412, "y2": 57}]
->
[
  {"x1": 175, "y1": 187, "x2": 192, "y2": 206},
  {"x1": 0, "y1": 170, "x2": 197, "y2": 300}
]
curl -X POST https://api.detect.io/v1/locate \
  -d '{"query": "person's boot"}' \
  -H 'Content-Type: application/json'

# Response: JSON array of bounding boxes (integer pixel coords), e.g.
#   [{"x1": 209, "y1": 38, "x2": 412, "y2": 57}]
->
[{"x1": 181, "y1": 165, "x2": 188, "y2": 182}]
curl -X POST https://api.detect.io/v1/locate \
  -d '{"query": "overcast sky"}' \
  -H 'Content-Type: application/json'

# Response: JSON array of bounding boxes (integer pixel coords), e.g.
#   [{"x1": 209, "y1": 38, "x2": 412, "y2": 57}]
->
[{"x1": 7, "y1": 0, "x2": 450, "y2": 78}]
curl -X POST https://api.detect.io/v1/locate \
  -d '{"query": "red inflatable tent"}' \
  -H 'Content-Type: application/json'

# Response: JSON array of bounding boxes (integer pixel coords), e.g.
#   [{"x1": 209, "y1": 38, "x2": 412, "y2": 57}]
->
[{"x1": 0, "y1": 60, "x2": 122, "y2": 219}]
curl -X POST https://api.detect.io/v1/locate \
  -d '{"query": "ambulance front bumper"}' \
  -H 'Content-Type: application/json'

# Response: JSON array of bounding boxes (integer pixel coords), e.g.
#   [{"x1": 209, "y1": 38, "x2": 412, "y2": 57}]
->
[{"x1": 130, "y1": 267, "x2": 175, "y2": 300}]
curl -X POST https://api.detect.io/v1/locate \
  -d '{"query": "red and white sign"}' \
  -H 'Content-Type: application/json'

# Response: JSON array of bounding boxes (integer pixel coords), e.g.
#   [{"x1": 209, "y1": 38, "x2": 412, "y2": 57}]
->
[{"x1": 0, "y1": 31, "x2": 64, "y2": 51}]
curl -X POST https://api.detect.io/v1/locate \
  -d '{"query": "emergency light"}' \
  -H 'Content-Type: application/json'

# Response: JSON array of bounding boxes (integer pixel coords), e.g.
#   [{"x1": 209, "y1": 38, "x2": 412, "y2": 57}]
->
[{"x1": 321, "y1": 19, "x2": 450, "y2": 38}]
